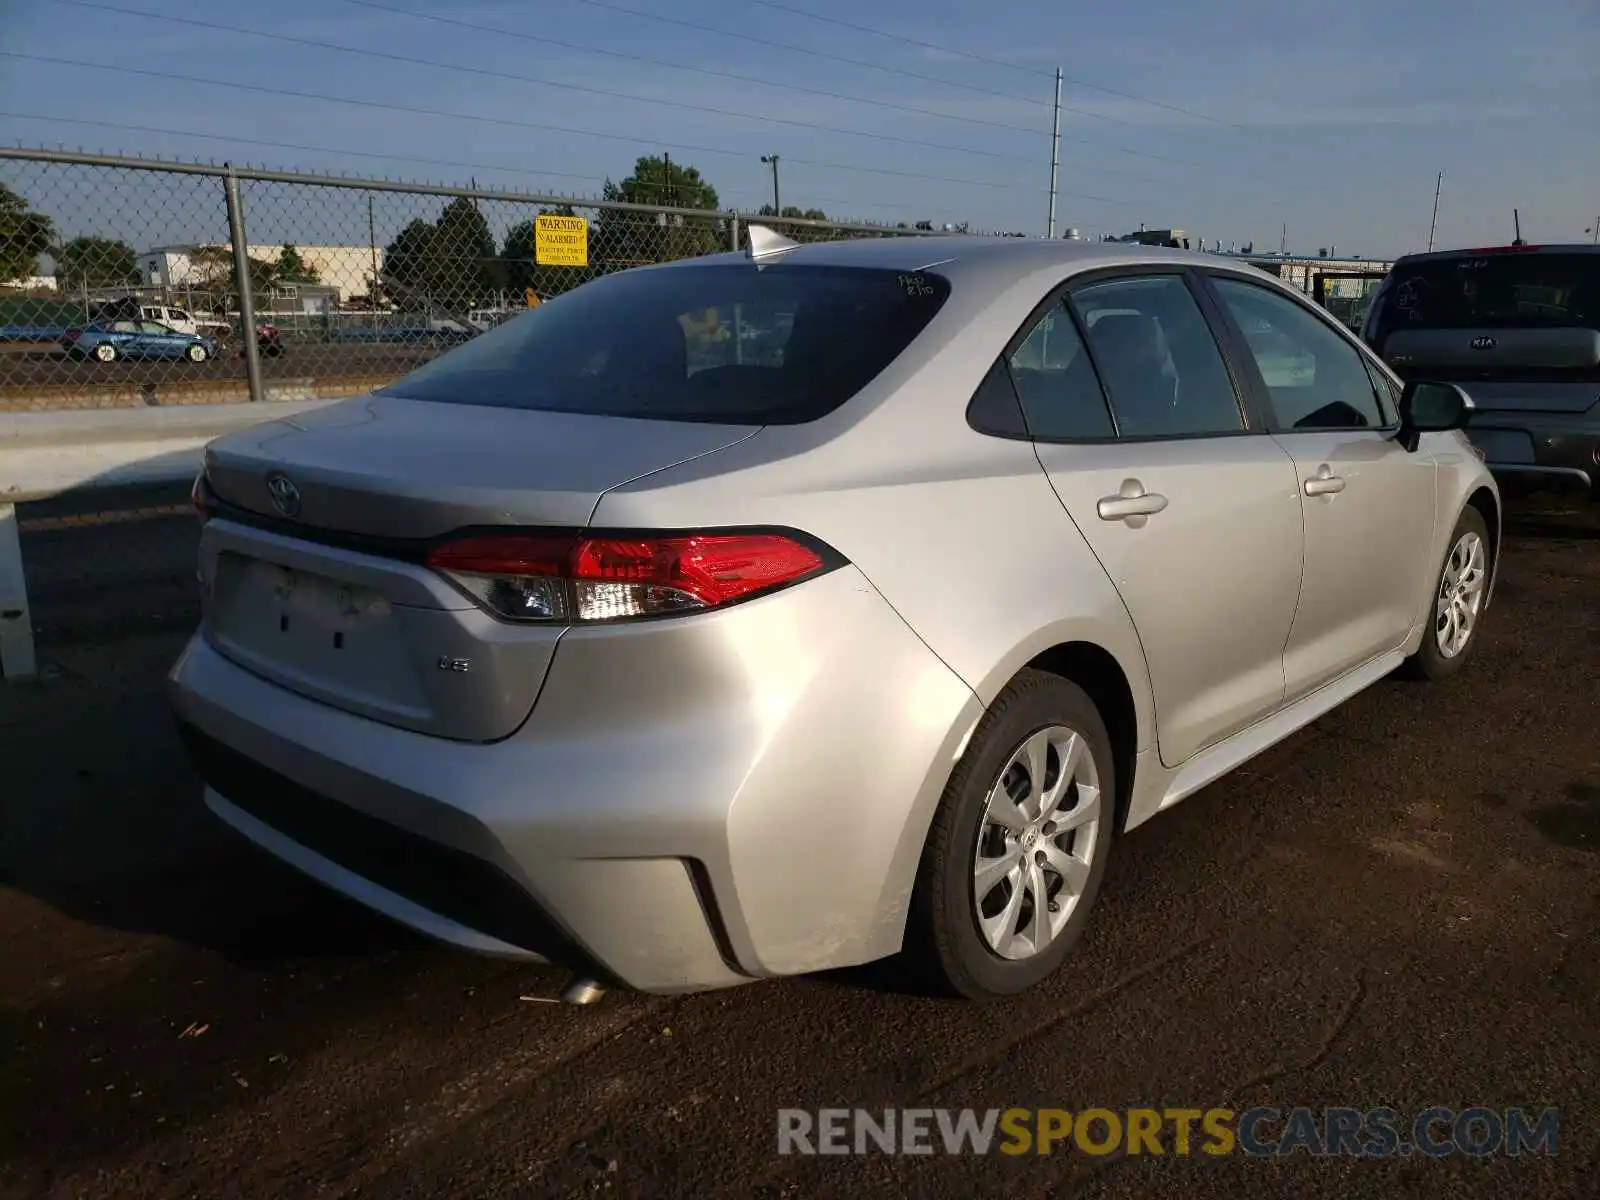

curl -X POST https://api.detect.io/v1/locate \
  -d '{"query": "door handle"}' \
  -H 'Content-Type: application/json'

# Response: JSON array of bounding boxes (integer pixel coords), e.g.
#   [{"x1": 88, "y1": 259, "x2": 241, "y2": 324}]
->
[
  {"x1": 1097, "y1": 479, "x2": 1169, "y2": 523},
  {"x1": 1303, "y1": 464, "x2": 1346, "y2": 497}
]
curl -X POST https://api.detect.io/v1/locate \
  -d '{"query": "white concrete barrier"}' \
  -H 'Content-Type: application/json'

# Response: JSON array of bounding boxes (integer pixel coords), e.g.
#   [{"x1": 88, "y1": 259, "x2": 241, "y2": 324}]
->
[{"x1": 0, "y1": 398, "x2": 342, "y2": 679}]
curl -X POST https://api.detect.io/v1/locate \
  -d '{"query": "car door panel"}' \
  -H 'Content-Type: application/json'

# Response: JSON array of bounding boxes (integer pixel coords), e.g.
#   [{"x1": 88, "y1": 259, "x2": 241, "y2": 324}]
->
[
  {"x1": 1038, "y1": 438, "x2": 1304, "y2": 766},
  {"x1": 1006, "y1": 272, "x2": 1304, "y2": 768},
  {"x1": 1204, "y1": 273, "x2": 1439, "y2": 699}
]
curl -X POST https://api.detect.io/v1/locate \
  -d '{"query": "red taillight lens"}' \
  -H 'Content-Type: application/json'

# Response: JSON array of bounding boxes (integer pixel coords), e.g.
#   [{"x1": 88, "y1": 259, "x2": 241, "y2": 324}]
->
[{"x1": 425, "y1": 532, "x2": 830, "y2": 623}]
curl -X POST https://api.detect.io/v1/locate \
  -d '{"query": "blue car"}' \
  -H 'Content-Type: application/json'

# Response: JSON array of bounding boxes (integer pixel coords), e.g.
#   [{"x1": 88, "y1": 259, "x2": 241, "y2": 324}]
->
[{"x1": 61, "y1": 319, "x2": 219, "y2": 363}]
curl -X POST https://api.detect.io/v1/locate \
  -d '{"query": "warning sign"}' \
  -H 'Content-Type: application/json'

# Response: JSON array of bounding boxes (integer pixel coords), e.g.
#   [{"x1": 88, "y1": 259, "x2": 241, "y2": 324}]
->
[{"x1": 535, "y1": 215, "x2": 588, "y2": 266}]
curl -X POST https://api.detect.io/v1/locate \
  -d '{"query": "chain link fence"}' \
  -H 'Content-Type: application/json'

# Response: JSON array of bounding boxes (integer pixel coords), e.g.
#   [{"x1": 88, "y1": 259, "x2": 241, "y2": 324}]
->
[{"x1": 1, "y1": 147, "x2": 940, "y2": 414}]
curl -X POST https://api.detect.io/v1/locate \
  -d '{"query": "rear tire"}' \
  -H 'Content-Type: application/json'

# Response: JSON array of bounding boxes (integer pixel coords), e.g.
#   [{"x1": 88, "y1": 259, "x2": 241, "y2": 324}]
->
[
  {"x1": 905, "y1": 670, "x2": 1115, "y2": 1000},
  {"x1": 1401, "y1": 505, "x2": 1491, "y2": 681},
  {"x1": 185, "y1": 343, "x2": 208, "y2": 362},
  {"x1": 93, "y1": 342, "x2": 117, "y2": 363}
]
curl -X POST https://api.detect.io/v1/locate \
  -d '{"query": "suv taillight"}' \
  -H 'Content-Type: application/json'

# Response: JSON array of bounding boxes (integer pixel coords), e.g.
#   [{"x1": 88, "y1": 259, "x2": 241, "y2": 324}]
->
[{"x1": 425, "y1": 531, "x2": 833, "y2": 623}]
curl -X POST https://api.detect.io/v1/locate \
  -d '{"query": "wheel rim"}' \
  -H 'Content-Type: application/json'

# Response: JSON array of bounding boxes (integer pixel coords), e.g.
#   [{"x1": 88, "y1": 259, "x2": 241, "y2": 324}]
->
[
  {"x1": 188, "y1": 345, "x2": 204, "y2": 361},
  {"x1": 972, "y1": 724, "x2": 1102, "y2": 962},
  {"x1": 95, "y1": 343, "x2": 114, "y2": 361},
  {"x1": 1435, "y1": 530, "x2": 1487, "y2": 659}
]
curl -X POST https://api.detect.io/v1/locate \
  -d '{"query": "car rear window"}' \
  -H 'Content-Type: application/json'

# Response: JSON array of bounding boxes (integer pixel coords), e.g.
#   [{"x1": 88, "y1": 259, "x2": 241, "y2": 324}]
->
[
  {"x1": 376, "y1": 263, "x2": 952, "y2": 424},
  {"x1": 1371, "y1": 252, "x2": 1600, "y2": 346}
]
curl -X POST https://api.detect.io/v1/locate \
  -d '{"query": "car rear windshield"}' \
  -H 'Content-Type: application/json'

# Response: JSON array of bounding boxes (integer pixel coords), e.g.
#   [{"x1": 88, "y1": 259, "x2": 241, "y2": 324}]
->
[
  {"x1": 1372, "y1": 252, "x2": 1600, "y2": 344},
  {"x1": 376, "y1": 263, "x2": 952, "y2": 424}
]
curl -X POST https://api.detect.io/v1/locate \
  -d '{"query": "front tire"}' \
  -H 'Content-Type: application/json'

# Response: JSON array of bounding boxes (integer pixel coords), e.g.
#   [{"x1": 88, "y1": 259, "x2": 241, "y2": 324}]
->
[
  {"x1": 185, "y1": 343, "x2": 208, "y2": 362},
  {"x1": 93, "y1": 342, "x2": 117, "y2": 362},
  {"x1": 906, "y1": 670, "x2": 1116, "y2": 1000},
  {"x1": 1401, "y1": 506, "x2": 1491, "y2": 681}
]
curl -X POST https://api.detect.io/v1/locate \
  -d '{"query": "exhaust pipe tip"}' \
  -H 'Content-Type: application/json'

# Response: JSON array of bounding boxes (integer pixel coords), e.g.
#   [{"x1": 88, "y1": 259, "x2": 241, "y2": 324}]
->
[{"x1": 560, "y1": 976, "x2": 607, "y2": 1006}]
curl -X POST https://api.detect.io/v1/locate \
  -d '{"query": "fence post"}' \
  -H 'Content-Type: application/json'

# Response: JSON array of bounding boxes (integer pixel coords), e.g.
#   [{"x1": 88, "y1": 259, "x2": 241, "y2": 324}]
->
[
  {"x1": 729, "y1": 211, "x2": 740, "y2": 253},
  {"x1": 224, "y1": 167, "x2": 265, "y2": 403},
  {"x1": 0, "y1": 503, "x2": 38, "y2": 680}
]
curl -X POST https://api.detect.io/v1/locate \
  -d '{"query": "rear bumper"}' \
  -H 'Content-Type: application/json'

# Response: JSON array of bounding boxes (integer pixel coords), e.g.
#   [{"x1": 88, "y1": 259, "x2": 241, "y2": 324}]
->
[
  {"x1": 168, "y1": 565, "x2": 982, "y2": 994},
  {"x1": 1465, "y1": 412, "x2": 1599, "y2": 494}
]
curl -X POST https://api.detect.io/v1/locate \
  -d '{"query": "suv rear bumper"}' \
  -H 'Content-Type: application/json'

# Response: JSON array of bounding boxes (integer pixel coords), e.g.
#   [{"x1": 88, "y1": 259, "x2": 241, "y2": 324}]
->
[
  {"x1": 1464, "y1": 412, "x2": 1599, "y2": 496},
  {"x1": 168, "y1": 565, "x2": 981, "y2": 994}
]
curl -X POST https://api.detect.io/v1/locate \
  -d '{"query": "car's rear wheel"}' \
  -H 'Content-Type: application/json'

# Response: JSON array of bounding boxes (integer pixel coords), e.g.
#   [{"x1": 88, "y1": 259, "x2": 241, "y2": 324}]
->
[
  {"x1": 1401, "y1": 506, "x2": 1491, "y2": 681},
  {"x1": 906, "y1": 670, "x2": 1115, "y2": 1000},
  {"x1": 185, "y1": 343, "x2": 208, "y2": 362},
  {"x1": 93, "y1": 342, "x2": 117, "y2": 362}
]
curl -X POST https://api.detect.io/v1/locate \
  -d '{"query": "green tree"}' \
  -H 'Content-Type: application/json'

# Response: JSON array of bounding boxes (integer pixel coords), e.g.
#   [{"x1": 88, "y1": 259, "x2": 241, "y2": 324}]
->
[
  {"x1": 187, "y1": 244, "x2": 279, "y2": 304},
  {"x1": 0, "y1": 184, "x2": 56, "y2": 284},
  {"x1": 757, "y1": 205, "x2": 828, "y2": 221},
  {"x1": 54, "y1": 236, "x2": 140, "y2": 290},
  {"x1": 382, "y1": 201, "x2": 503, "y2": 310},
  {"x1": 597, "y1": 156, "x2": 725, "y2": 270},
  {"x1": 432, "y1": 196, "x2": 503, "y2": 305},
  {"x1": 276, "y1": 243, "x2": 320, "y2": 284}
]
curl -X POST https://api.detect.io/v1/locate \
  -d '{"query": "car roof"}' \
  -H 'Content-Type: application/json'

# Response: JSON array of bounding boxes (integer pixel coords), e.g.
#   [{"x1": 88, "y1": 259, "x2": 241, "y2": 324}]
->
[
  {"x1": 686, "y1": 233, "x2": 1271, "y2": 279},
  {"x1": 1392, "y1": 243, "x2": 1600, "y2": 266}
]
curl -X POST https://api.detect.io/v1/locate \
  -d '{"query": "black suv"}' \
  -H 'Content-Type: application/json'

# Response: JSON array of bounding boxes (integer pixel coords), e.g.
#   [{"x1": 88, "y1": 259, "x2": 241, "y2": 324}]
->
[{"x1": 1363, "y1": 244, "x2": 1599, "y2": 500}]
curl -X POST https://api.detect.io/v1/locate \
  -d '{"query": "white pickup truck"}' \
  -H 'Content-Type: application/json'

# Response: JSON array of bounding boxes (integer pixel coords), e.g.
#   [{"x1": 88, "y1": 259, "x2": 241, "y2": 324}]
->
[{"x1": 139, "y1": 304, "x2": 231, "y2": 340}]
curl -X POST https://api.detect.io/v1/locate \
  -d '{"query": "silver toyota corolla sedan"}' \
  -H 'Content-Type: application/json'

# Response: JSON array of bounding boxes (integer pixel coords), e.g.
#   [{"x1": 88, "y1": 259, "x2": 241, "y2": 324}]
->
[{"x1": 169, "y1": 231, "x2": 1499, "y2": 1001}]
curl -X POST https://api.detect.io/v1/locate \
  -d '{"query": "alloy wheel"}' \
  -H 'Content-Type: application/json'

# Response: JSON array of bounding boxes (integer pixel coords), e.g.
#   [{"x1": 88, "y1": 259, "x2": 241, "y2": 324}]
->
[
  {"x1": 972, "y1": 724, "x2": 1102, "y2": 962},
  {"x1": 1435, "y1": 530, "x2": 1487, "y2": 658}
]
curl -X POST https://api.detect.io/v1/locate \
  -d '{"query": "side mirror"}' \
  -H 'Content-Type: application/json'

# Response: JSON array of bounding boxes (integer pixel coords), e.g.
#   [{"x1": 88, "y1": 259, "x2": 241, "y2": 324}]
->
[{"x1": 1398, "y1": 380, "x2": 1471, "y2": 452}]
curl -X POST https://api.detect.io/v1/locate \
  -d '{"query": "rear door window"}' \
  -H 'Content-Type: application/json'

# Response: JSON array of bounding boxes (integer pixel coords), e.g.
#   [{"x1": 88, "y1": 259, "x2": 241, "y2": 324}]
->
[
  {"x1": 377, "y1": 264, "x2": 951, "y2": 424},
  {"x1": 1068, "y1": 275, "x2": 1245, "y2": 438},
  {"x1": 1004, "y1": 301, "x2": 1115, "y2": 439}
]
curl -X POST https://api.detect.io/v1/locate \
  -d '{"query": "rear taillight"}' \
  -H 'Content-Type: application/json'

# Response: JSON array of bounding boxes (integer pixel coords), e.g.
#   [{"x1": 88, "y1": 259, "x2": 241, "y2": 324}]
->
[
  {"x1": 190, "y1": 472, "x2": 212, "y2": 523},
  {"x1": 425, "y1": 531, "x2": 832, "y2": 623}
]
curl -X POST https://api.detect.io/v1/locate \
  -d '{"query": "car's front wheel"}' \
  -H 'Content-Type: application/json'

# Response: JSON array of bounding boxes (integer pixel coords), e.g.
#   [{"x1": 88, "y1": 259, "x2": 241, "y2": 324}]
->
[
  {"x1": 92, "y1": 342, "x2": 117, "y2": 362},
  {"x1": 906, "y1": 670, "x2": 1115, "y2": 1000},
  {"x1": 185, "y1": 343, "x2": 208, "y2": 362},
  {"x1": 1401, "y1": 505, "x2": 1491, "y2": 681}
]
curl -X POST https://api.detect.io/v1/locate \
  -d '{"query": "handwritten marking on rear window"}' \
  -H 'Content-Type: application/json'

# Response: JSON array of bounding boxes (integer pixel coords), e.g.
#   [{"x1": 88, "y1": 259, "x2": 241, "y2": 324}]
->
[{"x1": 898, "y1": 274, "x2": 938, "y2": 297}]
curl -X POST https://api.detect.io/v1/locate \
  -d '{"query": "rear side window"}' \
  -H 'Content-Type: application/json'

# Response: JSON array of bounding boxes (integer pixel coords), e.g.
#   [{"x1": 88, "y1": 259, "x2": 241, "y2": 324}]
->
[
  {"x1": 1070, "y1": 275, "x2": 1244, "y2": 437},
  {"x1": 1371, "y1": 252, "x2": 1600, "y2": 347},
  {"x1": 1004, "y1": 301, "x2": 1115, "y2": 439},
  {"x1": 376, "y1": 264, "x2": 951, "y2": 424}
]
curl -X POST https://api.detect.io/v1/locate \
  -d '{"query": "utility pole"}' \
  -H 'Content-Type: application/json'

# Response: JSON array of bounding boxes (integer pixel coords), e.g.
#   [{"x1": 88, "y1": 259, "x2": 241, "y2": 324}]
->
[
  {"x1": 662, "y1": 153, "x2": 672, "y2": 206},
  {"x1": 1513, "y1": 207, "x2": 1525, "y2": 246},
  {"x1": 761, "y1": 154, "x2": 781, "y2": 216},
  {"x1": 367, "y1": 193, "x2": 380, "y2": 307},
  {"x1": 1427, "y1": 172, "x2": 1442, "y2": 252},
  {"x1": 1280, "y1": 222, "x2": 1287, "y2": 257},
  {"x1": 1046, "y1": 67, "x2": 1062, "y2": 238}
]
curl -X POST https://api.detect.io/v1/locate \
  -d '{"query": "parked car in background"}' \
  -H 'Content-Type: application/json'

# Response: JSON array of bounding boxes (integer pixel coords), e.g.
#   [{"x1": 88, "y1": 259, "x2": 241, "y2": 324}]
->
[
  {"x1": 256, "y1": 321, "x2": 285, "y2": 358},
  {"x1": 140, "y1": 304, "x2": 231, "y2": 341},
  {"x1": 171, "y1": 233, "x2": 1498, "y2": 1003},
  {"x1": 1364, "y1": 243, "x2": 1600, "y2": 501},
  {"x1": 61, "y1": 319, "x2": 219, "y2": 362}
]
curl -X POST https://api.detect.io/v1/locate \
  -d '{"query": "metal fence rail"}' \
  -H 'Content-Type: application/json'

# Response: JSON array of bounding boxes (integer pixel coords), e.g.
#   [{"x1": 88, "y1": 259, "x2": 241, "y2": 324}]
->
[{"x1": 1, "y1": 146, "x2": 943, "y2": 413}]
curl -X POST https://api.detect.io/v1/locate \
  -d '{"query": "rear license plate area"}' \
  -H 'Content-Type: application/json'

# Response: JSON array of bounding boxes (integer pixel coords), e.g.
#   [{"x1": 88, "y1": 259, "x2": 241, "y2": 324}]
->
[
  {"x1": 210, "y1": 554, "x2": 425, "y2": 709},
  {"x1": 1466, "y1": 429, "x2": 1536, "y2": 465}
]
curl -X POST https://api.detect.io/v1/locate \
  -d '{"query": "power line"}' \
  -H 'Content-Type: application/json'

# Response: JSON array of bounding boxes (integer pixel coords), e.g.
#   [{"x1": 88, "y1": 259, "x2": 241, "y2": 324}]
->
[
  {"x1": 560, "y1": 0, "x2": 1072, "y2": 116},
  {"x1": 333, "y1": 0, "x2": 1181, "y2": 178},
  {"x1": 737, "y1": 0, "x2": 1247, "y2": 129},
  {"x1": 3, "y1": 52, "x2": 1142, "y2": 203},
  {"x1": 55, "y1": 0, "x2": 1085, "y2": 170}
]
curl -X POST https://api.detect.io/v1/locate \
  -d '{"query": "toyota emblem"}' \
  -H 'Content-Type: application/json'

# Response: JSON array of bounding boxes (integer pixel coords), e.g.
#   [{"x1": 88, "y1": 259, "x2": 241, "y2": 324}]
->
[
  {"x1": 1470, "y1": 335, "x2": 1498, "y2": 350},
  {"x1": 265, "y1": 471, "x2": 302, "y2": 518}
]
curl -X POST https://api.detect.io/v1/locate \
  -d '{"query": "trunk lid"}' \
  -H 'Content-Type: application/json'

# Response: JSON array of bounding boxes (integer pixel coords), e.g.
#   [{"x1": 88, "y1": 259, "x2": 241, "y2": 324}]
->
[{"x1": 197, "y1": 395, "x2": 756, "y2": 741}]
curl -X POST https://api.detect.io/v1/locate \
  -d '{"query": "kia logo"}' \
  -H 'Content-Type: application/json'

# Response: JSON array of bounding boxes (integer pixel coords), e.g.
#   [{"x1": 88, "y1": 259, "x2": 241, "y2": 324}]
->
[
  {"x1": 1470, "y1": 335, "x2": 1498, "y2": 350},
  {"x1": 265, "y1": 471, "x2": 302, "y2": 518}
]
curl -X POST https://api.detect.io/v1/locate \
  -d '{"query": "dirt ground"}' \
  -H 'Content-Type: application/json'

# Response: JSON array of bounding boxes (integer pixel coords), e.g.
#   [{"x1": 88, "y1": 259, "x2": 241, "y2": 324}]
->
[{"x1": 2, "y1": 500, "x2": 1597, "y2": 1199}]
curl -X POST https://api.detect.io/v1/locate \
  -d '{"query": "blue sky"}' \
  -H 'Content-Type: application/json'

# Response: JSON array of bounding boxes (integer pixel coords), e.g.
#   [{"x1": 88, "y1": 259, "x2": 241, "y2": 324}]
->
[{"x1": 1, "y1": 0, "x2": 1596, "y2": 257}]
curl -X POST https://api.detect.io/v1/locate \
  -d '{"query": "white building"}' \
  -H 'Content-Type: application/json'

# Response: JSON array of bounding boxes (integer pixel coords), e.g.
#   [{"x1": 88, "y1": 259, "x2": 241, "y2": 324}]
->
[{"x1": 138, "y1": 244, "x2": 383, "y2": 305}]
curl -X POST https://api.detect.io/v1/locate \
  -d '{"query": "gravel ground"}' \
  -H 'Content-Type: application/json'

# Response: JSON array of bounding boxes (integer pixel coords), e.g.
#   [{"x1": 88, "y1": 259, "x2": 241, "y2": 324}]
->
[{"x1": 2, "y1": 500, "x2": 1596, "y2": 1199}]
